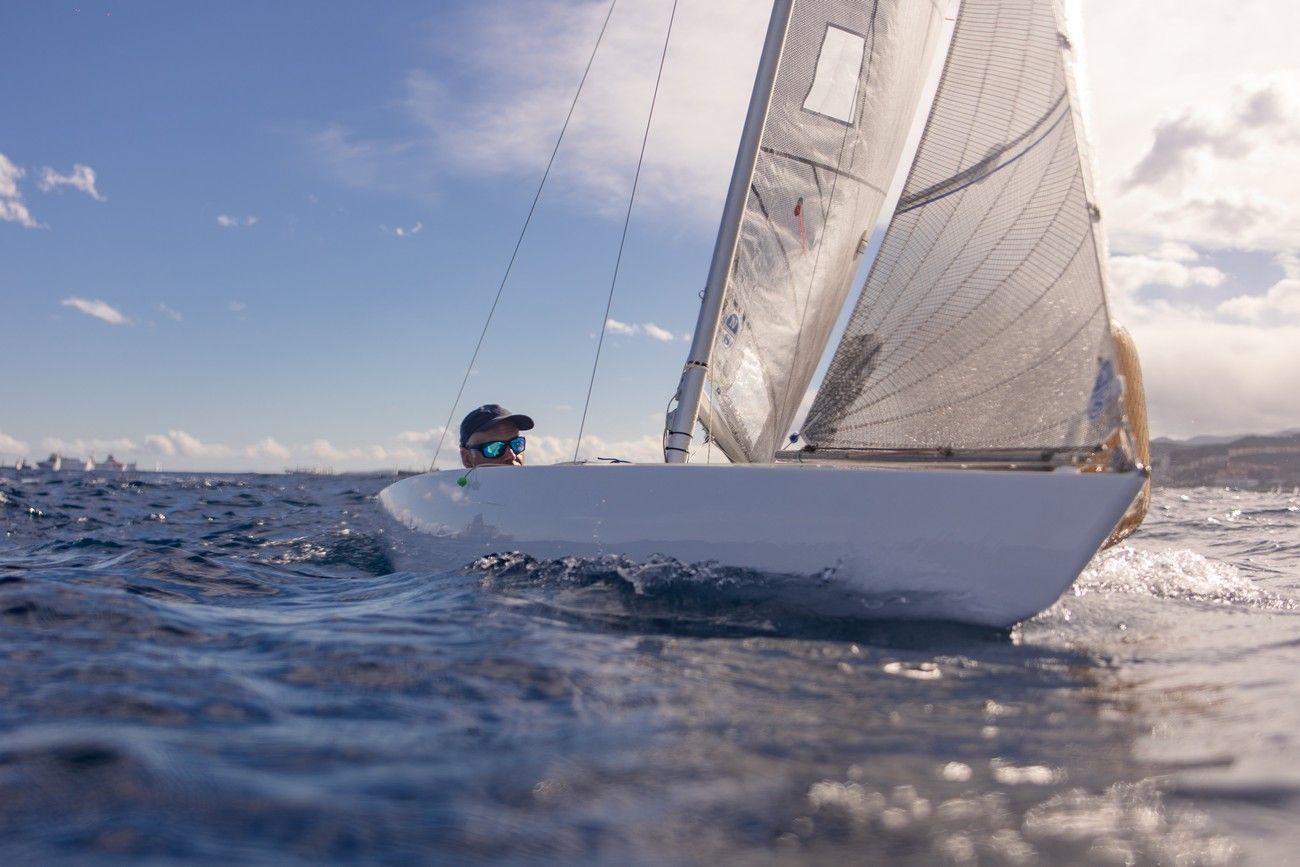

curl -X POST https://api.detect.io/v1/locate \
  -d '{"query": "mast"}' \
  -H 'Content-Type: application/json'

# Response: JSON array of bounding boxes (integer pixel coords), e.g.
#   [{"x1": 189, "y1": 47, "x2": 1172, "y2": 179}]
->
[{"x1": 663, "y1": 0, "x2": 795, "y2": 464}]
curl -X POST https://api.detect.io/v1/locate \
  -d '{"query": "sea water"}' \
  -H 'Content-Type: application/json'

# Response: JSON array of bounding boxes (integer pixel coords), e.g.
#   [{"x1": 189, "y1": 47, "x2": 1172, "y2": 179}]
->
[{"x1": 1, "y1": 471, "x2": 1296, "y2": 865}]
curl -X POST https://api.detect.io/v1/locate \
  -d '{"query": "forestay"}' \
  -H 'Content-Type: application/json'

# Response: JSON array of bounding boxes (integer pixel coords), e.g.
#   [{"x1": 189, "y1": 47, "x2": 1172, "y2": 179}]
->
[
  {"x1": 802, "y1": 0, "x2": 1123, "y2": 453},
  {"x1": 703, "y1": 0, "x2": 947, "y2": 463}
]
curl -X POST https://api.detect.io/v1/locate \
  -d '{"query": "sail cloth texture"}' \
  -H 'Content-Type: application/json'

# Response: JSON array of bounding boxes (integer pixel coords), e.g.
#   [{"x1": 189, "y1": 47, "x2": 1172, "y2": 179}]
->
[
  {"x1": 704, "y1": 0, "x2": 948, "y2": 463},
  {"x1": 802, "y1": 0, "x2": 1123, "y2": 453}
]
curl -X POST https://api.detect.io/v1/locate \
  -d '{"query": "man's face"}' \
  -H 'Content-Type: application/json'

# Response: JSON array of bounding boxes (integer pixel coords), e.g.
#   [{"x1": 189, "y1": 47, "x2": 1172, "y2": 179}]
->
[{"x1": 461, "y1": 421, "x2": 524, "y2": 468}]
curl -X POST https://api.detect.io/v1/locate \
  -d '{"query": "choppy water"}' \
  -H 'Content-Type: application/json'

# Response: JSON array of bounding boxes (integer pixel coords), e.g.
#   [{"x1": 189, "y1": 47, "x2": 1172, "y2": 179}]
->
[{"x1": 1, "y1": 470, "x2": 1297, "y2": 865}]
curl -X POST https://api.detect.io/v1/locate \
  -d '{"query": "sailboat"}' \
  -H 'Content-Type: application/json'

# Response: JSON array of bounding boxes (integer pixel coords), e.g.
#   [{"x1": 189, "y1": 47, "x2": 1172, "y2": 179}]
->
[{"x1": 379, "y1": 0, "x2": 1148, "y2": 628}]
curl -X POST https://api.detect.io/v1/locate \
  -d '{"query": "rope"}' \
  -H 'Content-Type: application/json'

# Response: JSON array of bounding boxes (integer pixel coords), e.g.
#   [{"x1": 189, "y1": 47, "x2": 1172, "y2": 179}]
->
[
  {"x1": 430, "y1": 0, "x2": 620, "y2": 469},
  {"x1": 573, "y1": 0, "x2": 680, "y2": 463}
]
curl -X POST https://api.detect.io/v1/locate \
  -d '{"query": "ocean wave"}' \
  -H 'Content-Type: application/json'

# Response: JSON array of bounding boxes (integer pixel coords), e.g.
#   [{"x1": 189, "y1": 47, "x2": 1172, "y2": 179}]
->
[{"x1": 1075, "y1": 546, "x2": 1296, "y2": 610}]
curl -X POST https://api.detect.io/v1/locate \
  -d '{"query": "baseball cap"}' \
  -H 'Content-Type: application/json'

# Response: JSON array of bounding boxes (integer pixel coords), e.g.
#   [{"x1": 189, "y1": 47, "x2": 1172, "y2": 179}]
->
[{"x1": 459, "y1": 404, "x2": 535, "y2": 447}]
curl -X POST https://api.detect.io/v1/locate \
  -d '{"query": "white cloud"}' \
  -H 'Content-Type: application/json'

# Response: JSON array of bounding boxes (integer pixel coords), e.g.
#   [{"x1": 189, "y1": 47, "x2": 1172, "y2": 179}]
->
[
  {"x1": 1076, "y1": 4, "x2": 1300, "y2": 437},
  {"x1": 395, "y1": 427, "x2": 450, "y2": 446},
  {"x1": 61, "y1": 297, "x2": 129, "y2": 325},
  {"x1": 1108, "y1": 249, "x2": 1225, "y2": 319},
  {"x1": 307, "y1": 125, "x2": 414, "y2": 191},
  {"x1": 1216, "y1": 254, "x2": 1300, "y2": 324},
  {"x1": 1103, "y1": 242, "x2": 1300, "y2": 437},
  {"x1": 304, "y1": 439, "x2": 399, "y2": 464},
  {"x1": 157, "y1": 303, "x2": 183, "y2": 321},
  {"x1": 523, "y1": 433, "x2": 663, "y2": 465},
  {"x1": 217, "y1": 214, "x2": 257, "y2": 228},
  {"x1": 604, "y1": 317, "x2": 682, "y2": 342},
  {"x1": 8, "y1": 426, "x2": 673, "y2": 471},
  {"x1": 0, "y1": 431, "x2": 29, "y2": 454},
  {"x1": 383, "y1": 221, "x2": 423, "y2": 237},
  {"x1": 1125, "y1": 310, "x2": 1300, "y2": 438},
  {"x1": 308, "y1": 438, "x2": 347, "y2": 461},
  {"x1": 393, "y1": 426, "x2": 665, "y2": 467},
  {"x1": 1151, "y1": 241, "x2": 1199, "y2": 263},
  {"x1": 605, "y1": 317, "x2": 637, "y2": 336},
  {"x1": 229, "y1": 301, "x2": 247, "y2": 313},
  {"x1": 311, "y1": 0, "x2": 767, "y2": 219},
  {"x1": 144, "y1": 430, "x2": 231, "y2": 458},
  {"x1": 0, "y1": 199, "x2": 42, "y2": 228},
  {"x1": 392, "y1": 428, "x2": 457, "y2": 466},
  {"x1": 1083, "y1": 0, "x2": 1300, "y2": 255},
  {"x1": 245, "y1": 437, "x2": 291, "y2": 459},
  {"x1": 38, "y1": 164, "x2": 106, "y2": 202},
  {"x1": 1, "y1": 156, "x2": 106, "y2": 226},
  {"x1": 0, "y1": 152, "x2": 44, "y2": 229},
  {"x1": 0, "y1": 153, "x2": 22, "y2": 199},
  {"x1": 143, "y1": 434, "x2": 176, "y2": 456},
  {"x1": 133, "y1": 431, "x2": 344, "y2": 468},
  {"x1": 40, "y1": 437, "x2": 138, "y2": 456},
  {"x1": 641, "y1": 322, "x2": 676, "y2": 342}
]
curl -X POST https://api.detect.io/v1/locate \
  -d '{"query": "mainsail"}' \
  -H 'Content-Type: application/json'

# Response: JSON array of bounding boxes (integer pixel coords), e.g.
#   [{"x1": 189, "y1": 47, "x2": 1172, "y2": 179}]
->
[
  {"x1": 802, "y1": 0, "x2": 1124, "y2": 453},
  {"x1": 688, "y1": 0, "x2": 949, "y2": 463}
]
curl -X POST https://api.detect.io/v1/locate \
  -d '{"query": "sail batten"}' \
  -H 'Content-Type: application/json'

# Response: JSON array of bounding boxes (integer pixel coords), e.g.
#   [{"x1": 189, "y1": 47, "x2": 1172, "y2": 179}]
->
[{"x1": 803, "y1": 0, "x2": 1123, "y2": 453}]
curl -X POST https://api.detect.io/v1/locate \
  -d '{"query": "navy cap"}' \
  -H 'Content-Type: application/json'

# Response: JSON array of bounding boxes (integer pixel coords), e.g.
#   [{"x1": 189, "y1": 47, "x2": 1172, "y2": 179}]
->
[{"x1": 459, "y1": 404, "x2": 535, "y2": 447}]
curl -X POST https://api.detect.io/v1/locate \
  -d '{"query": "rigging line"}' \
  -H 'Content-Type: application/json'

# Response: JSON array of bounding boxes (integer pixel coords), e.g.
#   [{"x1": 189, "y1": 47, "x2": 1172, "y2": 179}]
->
[
  {"x1": 573, "y1": 0, "x2": 680, "y2": 463},
  {"x1": 428, "y1": 0, "x2": 620, "y2": 470}
]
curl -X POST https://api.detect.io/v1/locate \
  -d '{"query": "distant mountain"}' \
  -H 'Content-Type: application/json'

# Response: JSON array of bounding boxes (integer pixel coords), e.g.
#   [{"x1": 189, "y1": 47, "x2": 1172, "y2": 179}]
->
[
  {"x1": 1150, "y1": 431, "x2": 1300, "y2": 489},
  {"x1": 1152, "y1": 434, "x2": 1240, "y2": 447},
  {"x1": 1152, "y1": 428, "x2": 1300, "y2": 447}
]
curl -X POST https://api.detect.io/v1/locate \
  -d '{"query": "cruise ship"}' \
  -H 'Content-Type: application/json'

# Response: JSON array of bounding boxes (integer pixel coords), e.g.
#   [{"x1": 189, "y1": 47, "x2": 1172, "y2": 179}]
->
[{"x1": 33, "y1": 453, "x2": 136, "y2": 472}]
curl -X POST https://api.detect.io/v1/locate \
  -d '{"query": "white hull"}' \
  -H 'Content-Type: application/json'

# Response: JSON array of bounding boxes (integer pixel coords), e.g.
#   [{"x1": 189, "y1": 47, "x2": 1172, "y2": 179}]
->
[{"x1": 378, "y1": 464, "x2": 1144, "y2": 628}]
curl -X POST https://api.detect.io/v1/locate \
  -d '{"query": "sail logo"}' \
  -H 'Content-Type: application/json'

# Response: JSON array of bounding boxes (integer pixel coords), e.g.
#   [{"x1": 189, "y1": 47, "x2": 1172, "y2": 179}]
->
[
  {"x1": 1087, "y1": 359, "x2": 1121, "y2": 422},
  {"x1": 721, "y1": 312, "x2": 741, "y2": 349}
]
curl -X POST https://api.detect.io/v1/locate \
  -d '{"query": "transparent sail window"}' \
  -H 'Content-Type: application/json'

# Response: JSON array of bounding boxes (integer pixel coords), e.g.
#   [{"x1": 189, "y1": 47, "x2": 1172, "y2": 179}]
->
[{"x1": 802, "y1": 25, "x2": 866, "y2": 124}]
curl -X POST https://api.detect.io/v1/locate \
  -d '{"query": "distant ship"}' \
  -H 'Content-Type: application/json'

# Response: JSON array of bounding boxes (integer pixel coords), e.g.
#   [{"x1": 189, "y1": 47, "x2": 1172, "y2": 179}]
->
[
  {"x1": 98, "y1": 454, "x2": 137, "y2": 472},
  {"x1": 33, "y1": 453, "x2": 134, "y2": 472}
]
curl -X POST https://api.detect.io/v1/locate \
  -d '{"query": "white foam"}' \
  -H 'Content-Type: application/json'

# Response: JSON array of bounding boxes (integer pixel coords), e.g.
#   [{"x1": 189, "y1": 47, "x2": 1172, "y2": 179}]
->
[{"x1": 1075, "y1": 547, "x2": 1293, "y2": 609}]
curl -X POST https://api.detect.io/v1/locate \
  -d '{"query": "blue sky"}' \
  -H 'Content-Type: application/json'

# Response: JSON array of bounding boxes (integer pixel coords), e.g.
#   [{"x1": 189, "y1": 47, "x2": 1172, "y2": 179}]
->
[{"x1": 3, "y1": 0, "x2": 1299, "y2": 471}]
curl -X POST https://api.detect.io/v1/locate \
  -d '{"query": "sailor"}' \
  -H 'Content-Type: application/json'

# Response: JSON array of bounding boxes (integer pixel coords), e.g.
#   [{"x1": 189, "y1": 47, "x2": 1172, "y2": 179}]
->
[{"x1": 459, "y1": 404, "x2": 535, "y2": 468}]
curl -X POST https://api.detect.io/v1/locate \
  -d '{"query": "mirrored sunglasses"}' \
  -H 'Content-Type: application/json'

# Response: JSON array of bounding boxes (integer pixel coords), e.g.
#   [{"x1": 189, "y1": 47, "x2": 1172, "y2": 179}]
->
[{"x1": 469, "y1": 436, "x2": 526, "y2": 459}]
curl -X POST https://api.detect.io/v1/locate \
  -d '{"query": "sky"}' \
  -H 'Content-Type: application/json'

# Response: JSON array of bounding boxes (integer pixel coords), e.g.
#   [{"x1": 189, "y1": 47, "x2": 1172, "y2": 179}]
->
[{"x1": 2, "y1": 0, "x2": 1298, "y2": 472}]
